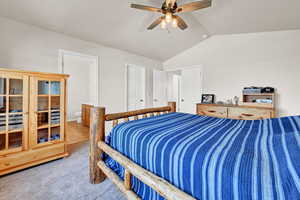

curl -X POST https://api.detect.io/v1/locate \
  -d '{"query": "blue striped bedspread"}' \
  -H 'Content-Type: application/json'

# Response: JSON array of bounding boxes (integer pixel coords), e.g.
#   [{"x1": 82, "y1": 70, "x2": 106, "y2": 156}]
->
[{"x1": 104, "y1": 112, "x2": 300, "y2": 200}]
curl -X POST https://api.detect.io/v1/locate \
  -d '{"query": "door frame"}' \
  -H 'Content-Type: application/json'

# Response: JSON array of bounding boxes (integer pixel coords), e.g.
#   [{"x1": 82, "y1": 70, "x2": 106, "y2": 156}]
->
[
  {"x1": 164, "y1": 65, "x2": 203, "y2": 112},
  {"x1": 58, "y1": 49, "x2": 100, "y2": 107},
  {"x1": 164, "y1": 65, "x2": 203, "y2": 72},
  {"x1": 168, "y1": 74, "x2": 181, "y2": 112}
]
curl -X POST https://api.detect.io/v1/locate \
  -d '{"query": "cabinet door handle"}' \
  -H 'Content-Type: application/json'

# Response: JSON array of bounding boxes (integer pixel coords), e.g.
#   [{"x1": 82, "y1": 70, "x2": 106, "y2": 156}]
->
[
  {"x1": 241, "y1": 113, "x2": 254, "y2": 117},
  {"x1": 208, "y1": 110, "x2": 216, "y2": 113}
]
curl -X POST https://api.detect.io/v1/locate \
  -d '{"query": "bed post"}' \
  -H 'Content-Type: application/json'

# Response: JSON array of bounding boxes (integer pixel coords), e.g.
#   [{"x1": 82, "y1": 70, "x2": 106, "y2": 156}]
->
[
  {"x1": 168, "y1": 102, "x2": 176, "y2": 112},
  {"x1": 89, "y1": 106, "x2": 106, "y2": 184}
]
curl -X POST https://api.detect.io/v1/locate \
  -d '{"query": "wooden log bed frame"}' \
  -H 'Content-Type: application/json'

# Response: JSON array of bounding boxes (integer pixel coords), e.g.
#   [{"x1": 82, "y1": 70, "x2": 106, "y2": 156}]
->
[{"x1": 89, "y1": 102, "x2": 196, "y2": 200}]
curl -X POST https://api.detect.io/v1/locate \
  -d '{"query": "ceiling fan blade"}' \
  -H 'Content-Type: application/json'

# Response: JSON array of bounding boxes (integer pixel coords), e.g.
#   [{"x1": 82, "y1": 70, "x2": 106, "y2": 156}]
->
[
  {"x1": 147, "y1": 17, "x2": 164, "y2": 30},
  {"x1": 131, "y1": 4, "x2": 162, "y2": 13},
  {"x1": 174, "y1": 15, "x2": 188, "y2": 30},
  {"x1": 176, "y1": 0, "x2": 211, "y2": 13}
]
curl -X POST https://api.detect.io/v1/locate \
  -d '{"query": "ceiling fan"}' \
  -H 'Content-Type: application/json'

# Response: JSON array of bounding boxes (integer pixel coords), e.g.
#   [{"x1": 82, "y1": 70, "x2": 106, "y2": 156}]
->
[{"x1": 131, "y1": 0, "x2": 212, "y2": 30}]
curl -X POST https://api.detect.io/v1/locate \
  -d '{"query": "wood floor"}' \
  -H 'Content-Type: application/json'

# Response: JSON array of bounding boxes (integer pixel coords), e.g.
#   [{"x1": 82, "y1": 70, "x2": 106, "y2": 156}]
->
[{"x1": 66, "y1": 121, "x2": 89, "y2": 145}]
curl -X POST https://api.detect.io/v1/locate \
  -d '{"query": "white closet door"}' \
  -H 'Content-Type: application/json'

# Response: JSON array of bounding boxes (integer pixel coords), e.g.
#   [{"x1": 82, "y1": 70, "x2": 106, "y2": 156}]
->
[
  {"x1": 127, "y1": 66, "x2": 136, "y2": 111},
  {"x1": 135, "y1": 66, "x2": 146, "y2": 110},
  {"x1": 173, "y1": 75, "x2": 181, "y2": 111},
  {"x1": 127, "y1": 65, "x2": 146, "y2": 111},
  {"x1": 180, "y1": 68, "x2": 202, "y2": 114},
  {"x1": 153, "y1": 70, "x2": 167, "y2": 107}
]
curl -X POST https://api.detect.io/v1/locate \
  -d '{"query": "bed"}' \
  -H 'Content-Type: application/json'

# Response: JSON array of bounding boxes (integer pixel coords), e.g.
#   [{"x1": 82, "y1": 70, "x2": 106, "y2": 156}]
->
[{"x1": 89, "y1": 102, "x2": 300, "y2": 200}]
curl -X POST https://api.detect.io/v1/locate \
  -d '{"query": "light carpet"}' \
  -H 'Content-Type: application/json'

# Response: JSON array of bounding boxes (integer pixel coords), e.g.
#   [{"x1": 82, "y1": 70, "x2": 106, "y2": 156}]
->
[{"x1": 0, "y1": 142, "x2": 126, "y2": 200}]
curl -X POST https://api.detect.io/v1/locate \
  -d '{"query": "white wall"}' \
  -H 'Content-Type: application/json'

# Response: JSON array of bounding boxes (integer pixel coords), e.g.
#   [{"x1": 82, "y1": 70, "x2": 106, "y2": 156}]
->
[
  {"x1": 0, "y1": 17, "x2": 162, "y2": 114},
  {"x1": 164, "y1": 30, "x2": 300, "y2": 117}
]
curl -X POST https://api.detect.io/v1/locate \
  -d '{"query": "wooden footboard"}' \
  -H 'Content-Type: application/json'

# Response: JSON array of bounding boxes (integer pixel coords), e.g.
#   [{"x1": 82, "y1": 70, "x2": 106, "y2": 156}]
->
[{"x1": 89, "y1": 102, "x2": 196, "y2": 200}]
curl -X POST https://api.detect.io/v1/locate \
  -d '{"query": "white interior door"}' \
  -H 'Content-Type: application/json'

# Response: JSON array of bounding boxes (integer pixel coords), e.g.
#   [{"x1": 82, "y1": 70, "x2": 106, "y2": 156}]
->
[
  {"x1": 127, "y1": 65, "x2": 146, "y2": 111},
  {"x1": 62, "y1": 52, "x2": 98, "y2": 121},
  {"x1": 153, "y1": 70, "x2": 167, "y2": 107},
  {"x1": 180, "y1": 68, "x2": 203, "y2": 114}
]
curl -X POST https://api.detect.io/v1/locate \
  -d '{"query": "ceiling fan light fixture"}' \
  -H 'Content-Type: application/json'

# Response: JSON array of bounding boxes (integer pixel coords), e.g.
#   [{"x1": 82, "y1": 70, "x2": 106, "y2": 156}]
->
[
  {"x1": 172, "y1": 18, "x2": 178, "y2": 28},
  {"x1": 161, "y1": 19, "x2": 167, "y2": 29},
  {"x1": 130, "y1": 0, "x2": 212, "y2": 31},
  {"x1": 165, "y1": 12, "x2": 173, "y2": 23}
]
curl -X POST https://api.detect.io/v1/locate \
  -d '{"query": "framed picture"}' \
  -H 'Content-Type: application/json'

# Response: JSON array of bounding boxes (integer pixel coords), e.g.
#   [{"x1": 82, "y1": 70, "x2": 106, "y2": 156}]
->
[{"x1": 201, "y1": 94, "x2": 215, "y2": 104}]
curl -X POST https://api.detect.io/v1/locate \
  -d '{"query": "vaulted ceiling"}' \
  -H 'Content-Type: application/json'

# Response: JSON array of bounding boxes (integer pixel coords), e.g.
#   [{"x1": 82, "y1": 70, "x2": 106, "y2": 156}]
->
[{"x1": 0, "y1": 0, "x2": 299, "y2": 61}]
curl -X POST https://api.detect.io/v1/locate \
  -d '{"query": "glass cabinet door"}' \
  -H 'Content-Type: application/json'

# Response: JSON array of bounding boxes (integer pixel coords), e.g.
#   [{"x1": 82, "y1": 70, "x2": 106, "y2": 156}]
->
[
  {"x1": 33, "y1": 78, "x2": 65, "y2": 147},
  {"x1": 0, "y1": 75, "x2": 28, "y2": 155}
]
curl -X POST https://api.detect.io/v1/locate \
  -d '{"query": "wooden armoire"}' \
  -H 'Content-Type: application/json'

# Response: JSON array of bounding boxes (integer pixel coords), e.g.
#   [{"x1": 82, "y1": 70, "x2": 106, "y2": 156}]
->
[{"x1": 0, "y1": 68, "x2": 69, "y2": 176}]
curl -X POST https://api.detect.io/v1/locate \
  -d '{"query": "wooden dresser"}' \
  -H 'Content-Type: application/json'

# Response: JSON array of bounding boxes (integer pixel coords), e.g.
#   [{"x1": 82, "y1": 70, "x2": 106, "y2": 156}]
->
[{"x1": 197, "y1": 104, "x2": 275, "y2": 120}]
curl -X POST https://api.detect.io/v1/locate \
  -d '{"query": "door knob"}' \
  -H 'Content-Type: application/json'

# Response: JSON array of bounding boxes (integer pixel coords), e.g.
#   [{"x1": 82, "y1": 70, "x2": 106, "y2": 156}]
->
[
  {"x1": 154, "y1": 99, "x2": 158, "y2": 102},
  {"x1": 140, "y1": 99, "x2": 144, "y2": 102},
  {"x1": 181, "y1": 99, "x2": 184, "y2": 102}
]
